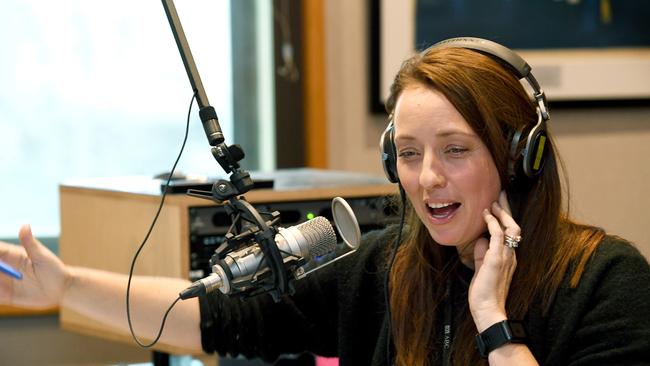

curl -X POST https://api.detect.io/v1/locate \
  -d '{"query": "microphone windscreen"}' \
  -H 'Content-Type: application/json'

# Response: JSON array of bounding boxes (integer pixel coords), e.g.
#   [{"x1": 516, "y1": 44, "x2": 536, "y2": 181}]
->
[
  {"x1": 295, "y1": 216, "x2": 337, "y2": 257},
  {"x1": 332, "y1": 197, "x2": 361, "y2": 249}
]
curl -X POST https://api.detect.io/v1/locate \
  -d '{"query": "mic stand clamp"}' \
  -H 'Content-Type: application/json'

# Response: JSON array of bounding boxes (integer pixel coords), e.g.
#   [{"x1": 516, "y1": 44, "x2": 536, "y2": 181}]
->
[
  {"x1": 186, "y1": 186, "x2": 296, "y2": 301},
  {"x1": 186, "y1": 148, "x2": 295, "y2": 302}
]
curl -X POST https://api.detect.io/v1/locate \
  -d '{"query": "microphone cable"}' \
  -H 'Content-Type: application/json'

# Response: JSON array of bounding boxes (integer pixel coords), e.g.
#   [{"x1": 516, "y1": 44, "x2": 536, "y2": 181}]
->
[{"x1": 126, "y1": 90, "x2": 196, "y2": 348}]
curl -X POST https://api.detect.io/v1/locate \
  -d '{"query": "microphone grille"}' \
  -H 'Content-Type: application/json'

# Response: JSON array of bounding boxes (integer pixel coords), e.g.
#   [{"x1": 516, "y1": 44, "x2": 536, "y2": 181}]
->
[{"x1": 297, "y1": 216, "x2": 337, "y2": 258}]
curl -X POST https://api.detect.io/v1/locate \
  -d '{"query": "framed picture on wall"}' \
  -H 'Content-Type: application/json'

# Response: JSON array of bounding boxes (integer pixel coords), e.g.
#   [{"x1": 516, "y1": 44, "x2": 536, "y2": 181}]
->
[{"x1": 369, "y1": 0, "x2": 650, "y2": 113}]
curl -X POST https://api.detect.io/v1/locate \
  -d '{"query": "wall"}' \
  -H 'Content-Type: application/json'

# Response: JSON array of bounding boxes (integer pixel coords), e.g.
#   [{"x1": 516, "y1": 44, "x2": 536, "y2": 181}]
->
[{"x1": 323, "y1": 1, "x2": 650, "y2": 258}]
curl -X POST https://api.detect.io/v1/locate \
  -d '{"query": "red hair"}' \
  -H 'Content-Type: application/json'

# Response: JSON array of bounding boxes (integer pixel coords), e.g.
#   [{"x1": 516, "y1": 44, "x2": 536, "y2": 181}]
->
[{"x1": 386, "y1": 47, "x2": 604, "y2": 366}]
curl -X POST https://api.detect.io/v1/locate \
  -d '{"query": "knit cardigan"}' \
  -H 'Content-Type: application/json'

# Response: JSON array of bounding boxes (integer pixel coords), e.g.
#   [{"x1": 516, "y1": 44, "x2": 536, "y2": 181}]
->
[{"x1": 199, "y1": 226, "x2": 650, "y2": 365}]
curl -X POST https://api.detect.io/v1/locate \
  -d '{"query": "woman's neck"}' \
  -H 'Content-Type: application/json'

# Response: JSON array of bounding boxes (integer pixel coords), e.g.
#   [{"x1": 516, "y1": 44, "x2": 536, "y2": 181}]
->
[{"x1": 457, "y1": 243, "x2": 475, "y2": 270}]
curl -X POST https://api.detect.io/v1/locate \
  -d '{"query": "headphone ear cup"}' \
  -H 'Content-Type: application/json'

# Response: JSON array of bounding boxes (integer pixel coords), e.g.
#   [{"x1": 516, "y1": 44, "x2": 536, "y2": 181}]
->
[
  {"x1": 380, "y1": 121, "x2": 399, "y2": 183},
  {"x1": 508, "y1": 126, "x2": 526, "y2": 182},
  {"x1": 522, "y1": 123, "x2": 548, "y2": 178},
  {"x1": 509, "y1": 108, "x2": 549, "y2": 181}
]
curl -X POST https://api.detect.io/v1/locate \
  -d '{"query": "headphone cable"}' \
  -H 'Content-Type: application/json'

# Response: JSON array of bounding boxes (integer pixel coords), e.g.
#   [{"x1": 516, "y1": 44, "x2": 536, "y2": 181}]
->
[{"x1": 384, "y1": 184, "x2": 406, "y2": 364}]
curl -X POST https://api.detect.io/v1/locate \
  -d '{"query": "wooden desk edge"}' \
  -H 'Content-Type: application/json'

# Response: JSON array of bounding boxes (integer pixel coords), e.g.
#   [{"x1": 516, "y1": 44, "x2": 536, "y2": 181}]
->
[
  {"x1": 59, "y1": 183, "x2": 399, "y2": 206},
  {"x1": 0, "y1": 305, "x2": 58, "y2": 317}
]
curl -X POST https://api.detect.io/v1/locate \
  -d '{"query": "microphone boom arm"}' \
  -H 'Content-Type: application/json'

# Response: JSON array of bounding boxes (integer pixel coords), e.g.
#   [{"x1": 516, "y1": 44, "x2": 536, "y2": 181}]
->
[
  {"x1": 161, "y1": 0, "x2": 223, "y2": 145},
  {"x1": 162, "y1": 0, "x2": 292, "y2": 300},
  {"x1": 162, "y1": 0, "x2": 253, "y2": 196}
]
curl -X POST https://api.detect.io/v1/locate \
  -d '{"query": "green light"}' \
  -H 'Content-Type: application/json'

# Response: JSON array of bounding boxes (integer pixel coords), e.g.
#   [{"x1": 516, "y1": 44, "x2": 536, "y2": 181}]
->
[{"x1": 306, "y1": 212, "x2": 315, "y2": 220}]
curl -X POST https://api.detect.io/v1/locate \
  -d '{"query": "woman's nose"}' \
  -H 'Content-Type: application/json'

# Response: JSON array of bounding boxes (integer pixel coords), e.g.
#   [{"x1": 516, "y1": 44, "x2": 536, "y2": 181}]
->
[{"x1": 419, "y1": 154, "x2": 447, "y2": 189}]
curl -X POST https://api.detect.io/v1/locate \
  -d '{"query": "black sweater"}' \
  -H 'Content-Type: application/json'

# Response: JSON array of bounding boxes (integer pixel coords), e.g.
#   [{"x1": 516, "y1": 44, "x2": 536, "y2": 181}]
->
[{"x1": 199, "y1": 226, "x2": 650, "y2": 365}]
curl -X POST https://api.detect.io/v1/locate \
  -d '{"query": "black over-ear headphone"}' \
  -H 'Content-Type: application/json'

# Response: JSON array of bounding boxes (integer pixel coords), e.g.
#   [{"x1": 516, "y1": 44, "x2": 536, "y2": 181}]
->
[{"x1": 380, "y1": 37, "x2": 551, "y2": 184}]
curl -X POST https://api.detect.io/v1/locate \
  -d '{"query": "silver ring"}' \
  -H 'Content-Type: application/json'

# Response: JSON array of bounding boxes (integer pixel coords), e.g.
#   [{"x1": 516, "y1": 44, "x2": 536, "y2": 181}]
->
[{"x1": 504, "y1": 234, "x2": 521, "y2": 249}]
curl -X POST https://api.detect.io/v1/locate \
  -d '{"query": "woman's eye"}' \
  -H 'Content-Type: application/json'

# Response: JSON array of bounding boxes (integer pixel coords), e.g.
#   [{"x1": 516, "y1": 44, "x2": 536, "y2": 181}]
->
[
  {"x1": 446, "y1": 146, "x2": 468, "y2": 155},
  {"x1": 397, "y1": 150, "x2": 418, "y2": 159}
]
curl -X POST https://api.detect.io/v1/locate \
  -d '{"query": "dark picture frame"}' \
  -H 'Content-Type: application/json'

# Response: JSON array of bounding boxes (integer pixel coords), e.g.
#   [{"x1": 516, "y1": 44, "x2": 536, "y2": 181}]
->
[{"x1": 369, "y1": 0, "x2": 650, "y2": 114}]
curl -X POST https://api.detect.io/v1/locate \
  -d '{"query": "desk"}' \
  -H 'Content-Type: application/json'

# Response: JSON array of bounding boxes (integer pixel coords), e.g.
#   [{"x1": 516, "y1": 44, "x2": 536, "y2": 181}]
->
[
  {"x1": 58, "y1": 172, "x2": 396, "y2": 355},
  {"x1": 0, "y1": 307, "x2": 152, "y2": 365},
  {"x1": 0, "y1": 305, "x2": 57, "y2": 317}
]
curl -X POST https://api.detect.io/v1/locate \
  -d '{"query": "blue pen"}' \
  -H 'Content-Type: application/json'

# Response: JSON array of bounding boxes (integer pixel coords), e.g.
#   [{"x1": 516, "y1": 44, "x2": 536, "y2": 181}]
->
[{"x1": 0, "y1": 260, "x2": 22, "y2": 280}]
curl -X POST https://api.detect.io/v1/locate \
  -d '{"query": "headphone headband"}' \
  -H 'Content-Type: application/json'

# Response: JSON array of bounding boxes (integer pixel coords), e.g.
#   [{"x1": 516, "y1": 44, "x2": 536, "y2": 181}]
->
[
  {"x1": 432, "y1": 37, "x2": 550, "y2": 121},
  {"x1": 380, "y1": 37, "x2": 550, "y2": 184},
  {"x1": 434, "y1": 37, "x2": 531, "y2": 78}
]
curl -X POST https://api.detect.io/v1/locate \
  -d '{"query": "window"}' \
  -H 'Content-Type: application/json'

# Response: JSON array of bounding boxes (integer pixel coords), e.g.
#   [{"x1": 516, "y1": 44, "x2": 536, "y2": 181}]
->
[{"x1": 0, "y1": 0, "x2": 271, "y2": 237}]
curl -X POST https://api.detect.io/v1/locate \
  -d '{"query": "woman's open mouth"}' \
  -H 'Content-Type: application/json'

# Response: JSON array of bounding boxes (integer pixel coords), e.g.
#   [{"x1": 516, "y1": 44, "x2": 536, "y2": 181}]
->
[{"x1": 427, "y1": 202, "x2": 461, "y2": 221}]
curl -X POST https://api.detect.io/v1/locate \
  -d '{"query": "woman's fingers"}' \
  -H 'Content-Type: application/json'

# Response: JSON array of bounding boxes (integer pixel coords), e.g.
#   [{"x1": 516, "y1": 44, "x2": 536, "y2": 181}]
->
[
  {"x1": 18, "y1": 224, "x2": 54, "y2": 268},
  {"x1": 473, "y1": 236, "x2": 489, "y2": 273},
  {"x1": 469, "y1": 192, "x2": 522, "y2": 330},
  {"x1": 490, "y1": 203, "x2": 520, "y2": 237},
  {"x1": 19, "y1": 224, "x2": 39, "y2": 256},
  {"x1": 490, "y1": 192, "x2": 522, "y2": 251},
  {"x1": 498, "y1": 190, "x2": 513, "y2": 215},
  {"x1": 482, "y1": 208, "x2": 505, "y2": 250}
]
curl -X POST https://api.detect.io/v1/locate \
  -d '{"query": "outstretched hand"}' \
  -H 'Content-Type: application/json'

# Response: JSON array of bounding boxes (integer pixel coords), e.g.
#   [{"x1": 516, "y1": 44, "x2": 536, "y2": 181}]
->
[
  {"x1": 0, "y1": 225, "x2": 70, "y2": 309},
  {"x1": 468, "y1": 191, "x2": 520, "y2": 332}
]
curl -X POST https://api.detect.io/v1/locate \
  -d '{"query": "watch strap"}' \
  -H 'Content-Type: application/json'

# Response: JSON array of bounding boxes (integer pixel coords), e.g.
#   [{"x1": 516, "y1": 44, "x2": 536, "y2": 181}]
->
[{"x1": 475, "y1": 320, "x2": 527, "y2": 358}]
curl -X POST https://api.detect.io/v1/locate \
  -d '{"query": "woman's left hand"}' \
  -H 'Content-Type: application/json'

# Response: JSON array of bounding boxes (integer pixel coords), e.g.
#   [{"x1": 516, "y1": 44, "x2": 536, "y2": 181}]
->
[{"x1": 468, "y1": 190, "x2": 520, "y2": 332}]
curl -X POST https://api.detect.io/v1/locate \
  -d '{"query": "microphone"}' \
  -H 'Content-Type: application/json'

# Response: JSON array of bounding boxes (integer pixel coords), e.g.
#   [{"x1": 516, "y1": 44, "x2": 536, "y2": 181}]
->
[
  {"x1": 180, "y1": 197, "x2": 362, "y2": 300},
  {"x1": 180, "y1": 216, "x2": 337, "y2": 299}
]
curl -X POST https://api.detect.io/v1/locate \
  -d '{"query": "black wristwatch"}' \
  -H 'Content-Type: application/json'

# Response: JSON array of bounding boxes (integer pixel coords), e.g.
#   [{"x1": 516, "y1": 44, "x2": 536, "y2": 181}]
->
[{"x1": 475, "y1": 320, "x2": 527, "y2": 358}]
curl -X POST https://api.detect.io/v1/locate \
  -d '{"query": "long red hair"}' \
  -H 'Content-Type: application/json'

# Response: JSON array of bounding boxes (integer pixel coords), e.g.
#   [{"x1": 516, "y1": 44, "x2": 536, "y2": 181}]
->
[{"x1": 386, "y1": 47, "x2": 604, "y2": 366}]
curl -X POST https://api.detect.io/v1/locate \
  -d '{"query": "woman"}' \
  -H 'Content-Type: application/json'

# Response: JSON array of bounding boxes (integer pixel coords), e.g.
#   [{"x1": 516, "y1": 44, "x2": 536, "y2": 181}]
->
[
  {"x1": 1, "y1": 38, "x2": 649, "y2": 366},
  {"x1": 381, "y1": 38, "x2": 650, "y2": 365}
]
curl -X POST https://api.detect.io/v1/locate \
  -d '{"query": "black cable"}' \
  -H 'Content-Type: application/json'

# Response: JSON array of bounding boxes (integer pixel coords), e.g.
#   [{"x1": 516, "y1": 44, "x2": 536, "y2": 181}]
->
[
  {"x1": 126, "y1": 90, "x2": 197, "y2": 348},
  {"x1": 384, "y1": 184, "x2": 406, "y2": 365}
]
